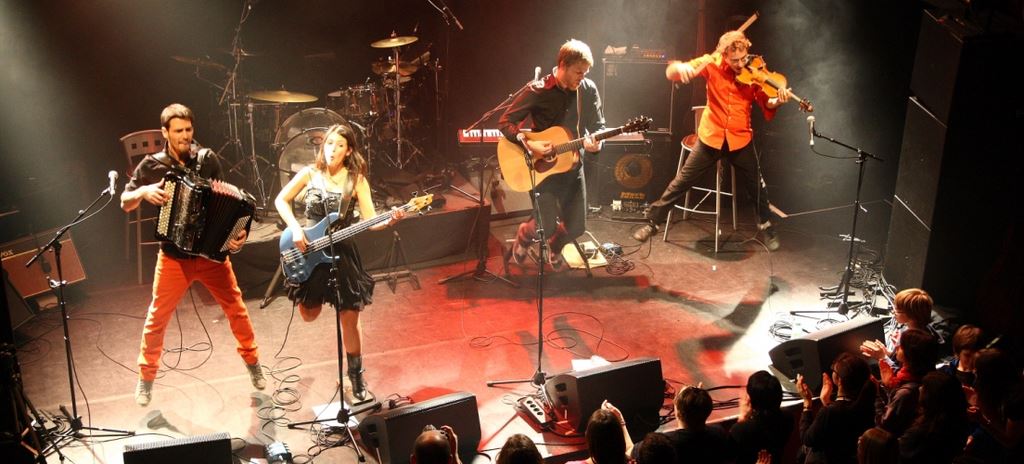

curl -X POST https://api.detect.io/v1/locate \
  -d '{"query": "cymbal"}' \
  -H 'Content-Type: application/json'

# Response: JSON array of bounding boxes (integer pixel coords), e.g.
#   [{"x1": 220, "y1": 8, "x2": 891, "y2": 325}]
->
[
  {"x1": 218, "y1": 47, "x2": 261, "y2": 57},
  {"x1": 370, "y1": 35, "x2": 418, "y2": 48},
  {"x1": 371, "y1": 60, "x2": 419, "y2": 76},
  {"x1": 171, "y1": 55, "x2": 226, "y2": 71},
  {"x1": 247, "y1": 90, "x2": 318, "y2": 103}
]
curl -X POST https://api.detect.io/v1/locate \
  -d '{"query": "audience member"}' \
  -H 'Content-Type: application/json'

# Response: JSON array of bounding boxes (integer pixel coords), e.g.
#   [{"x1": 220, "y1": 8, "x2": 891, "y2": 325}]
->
[
  {"x1": 411, "y1": 425, "x2": 461, "y2": 464},
  {"x1": 567, "y1": 404, "x2": 630, "y2": 464},
  {"x1": 875, "y1": 328, "x2": 937, "y2": 437},
  {"x1": 856, "y1": 427, "x2": 897, "y2": 464},
  {"x1": 496, "y1": 434, "x2": 543, "y2": 464},
  {"x1": 633, "y1": 432, "x2": 676, "y2": 464},
  {"x1": 627, "y1": 384, "x2": 732, "y2": 464},
  {"x1": 730, "y1": 370, "x2": 794, "y2": 464},
  {"x1": 861, "y1": 288, "x2": 936, "y2": 371},
  {"x1": 898, "y1": 371, "x2": 970, "y2": 463},
  {"x1": 796, "y1": 352, "x2": 876, "y2": 464},
  {"x1": 939, "y1": 324, "x2": 984, "y2": 389},
  {"x1": 963, "y1": 348, "x2": 1024, "y2": 462}
]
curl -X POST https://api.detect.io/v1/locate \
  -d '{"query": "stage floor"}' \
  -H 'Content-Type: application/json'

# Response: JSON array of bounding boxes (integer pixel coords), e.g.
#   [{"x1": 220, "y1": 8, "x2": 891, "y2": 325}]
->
[{"x1": 12, "y1": 201, "x2": 893, "y2": 463}]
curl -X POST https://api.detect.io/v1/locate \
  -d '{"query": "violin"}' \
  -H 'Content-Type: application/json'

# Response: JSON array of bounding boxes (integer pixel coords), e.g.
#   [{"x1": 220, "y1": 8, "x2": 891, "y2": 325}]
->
[{"x1": 736, "y1": 55, "x2": 814, "y2": 113}]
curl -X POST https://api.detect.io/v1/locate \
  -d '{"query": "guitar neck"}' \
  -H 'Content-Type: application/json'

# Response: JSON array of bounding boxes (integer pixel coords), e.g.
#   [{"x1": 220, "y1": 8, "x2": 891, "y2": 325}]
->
[
  {"x1": 551, "y1": 126, "x2": 627, "y2": 154},
  {"x1": 307, "y1": 204, "x2": 409, "y2": 253}
]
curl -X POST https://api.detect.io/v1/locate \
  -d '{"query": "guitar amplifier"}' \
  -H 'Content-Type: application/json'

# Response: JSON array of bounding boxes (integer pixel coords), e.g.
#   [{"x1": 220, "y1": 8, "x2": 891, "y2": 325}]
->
[
  {"x1": 586, "y1": 133, "x2": 674, "y2": 212},
  {"x1": 1, "y1": 228, "x2": 86, "y2": 298},
  {"x1": 602, "y1": 58, "x2": 674, "y2": 134}
]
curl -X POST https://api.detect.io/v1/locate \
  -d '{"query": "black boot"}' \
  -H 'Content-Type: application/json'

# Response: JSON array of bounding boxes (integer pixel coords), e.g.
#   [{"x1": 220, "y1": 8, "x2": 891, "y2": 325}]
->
[{"x1": 346, "y1": 353, "x2": 368, "y2": 401}]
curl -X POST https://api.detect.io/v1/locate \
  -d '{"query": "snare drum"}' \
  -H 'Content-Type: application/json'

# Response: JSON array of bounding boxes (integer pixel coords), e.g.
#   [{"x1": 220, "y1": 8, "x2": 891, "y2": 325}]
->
[{"x1": 327, "y1": 84, "x2": 380, "y2": 119}]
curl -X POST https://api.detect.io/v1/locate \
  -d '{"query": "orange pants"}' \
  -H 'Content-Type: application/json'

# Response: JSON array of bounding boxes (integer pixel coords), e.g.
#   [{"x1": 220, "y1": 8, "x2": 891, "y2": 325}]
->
[{"x1": 138, "y1": 251, "x2": 259, "y2": 381}]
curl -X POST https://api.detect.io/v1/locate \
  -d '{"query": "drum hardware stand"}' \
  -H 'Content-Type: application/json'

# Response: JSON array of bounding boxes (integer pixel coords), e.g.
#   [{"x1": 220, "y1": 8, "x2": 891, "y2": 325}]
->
[
  {"x1": 792, "y1": 123, "x2": 884, "y2": 319},
  {"x1": 288, "y1": 225, "x2": 378, "y2": 456},
  {"x1": 371, "y1": 230, "x2": 420, "y2": 293},
  {"x1": 25, "y1": 184, "x2": 134, "y2": 455},
  {"x1": 218, "y1": 0, "x2": 275, "y2": 210}
]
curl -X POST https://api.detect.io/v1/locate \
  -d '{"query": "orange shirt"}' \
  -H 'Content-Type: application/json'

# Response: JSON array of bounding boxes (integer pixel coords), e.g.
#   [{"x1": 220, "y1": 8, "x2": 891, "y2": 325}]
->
[{"x1": 688, "y1": 54, "x2": 777, "y2": 151}]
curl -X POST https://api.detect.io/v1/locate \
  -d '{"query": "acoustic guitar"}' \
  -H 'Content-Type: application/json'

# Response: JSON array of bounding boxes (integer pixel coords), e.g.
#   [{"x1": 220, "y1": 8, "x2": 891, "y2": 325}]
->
[{"x1": 497, "y1": 116, "x2": 652, "y2": 192}]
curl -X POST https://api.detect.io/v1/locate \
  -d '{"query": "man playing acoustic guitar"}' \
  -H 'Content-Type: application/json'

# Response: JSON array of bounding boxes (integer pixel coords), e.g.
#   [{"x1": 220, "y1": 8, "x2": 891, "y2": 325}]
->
[
  {"x1": 499, "y1": 39, "x2": 606, "y2": 270},
  {"x1": 633, "y1": 30, "x2": 790, "y2": 249}
]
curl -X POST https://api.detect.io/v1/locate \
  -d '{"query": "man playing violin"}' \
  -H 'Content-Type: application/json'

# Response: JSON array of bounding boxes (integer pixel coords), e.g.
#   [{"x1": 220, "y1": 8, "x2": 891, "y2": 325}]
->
[{"x1": 633, "y1": 30, "x2": 791, "y2": 250}]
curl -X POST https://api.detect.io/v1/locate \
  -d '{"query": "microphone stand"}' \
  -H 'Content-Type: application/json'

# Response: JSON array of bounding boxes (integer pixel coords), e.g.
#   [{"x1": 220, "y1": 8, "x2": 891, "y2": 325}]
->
[
  {"x1": 486, "y1": 134, "x2": 552, "y2": 389},
  {"x1": 437, "y1": 81, "x2": 535, "y2": 288},
  {"x1": 791, "y1": 126, "x2": 884, "y2": 319},
  {"x1": 25, "y1": 185, "x2": 134, "y2": 453},
  {"x1": 288, "y1": 213, "x2": 378, "y2": 460}
]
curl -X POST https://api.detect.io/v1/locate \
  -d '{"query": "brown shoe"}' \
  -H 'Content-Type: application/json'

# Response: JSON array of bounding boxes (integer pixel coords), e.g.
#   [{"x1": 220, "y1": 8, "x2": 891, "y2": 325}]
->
[{"x1": 632, "y1": 224, "x2": 657, "y2": 242}]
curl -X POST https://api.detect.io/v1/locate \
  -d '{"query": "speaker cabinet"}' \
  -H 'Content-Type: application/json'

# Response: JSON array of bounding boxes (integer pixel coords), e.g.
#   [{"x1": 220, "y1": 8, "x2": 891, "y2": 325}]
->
[
  {"x1": 769, "y1": 317, "x2": 885, "y2": 393},
  {"x1": 123, "y1": 432, "x2": 231, "y2": 464},
  {"x1": 586, "y1": 134, "x2": 674, "y2": 212},
  {"x1": 357, "y1": 391, "x2": 480, "y2": 464},
  {"x1": 544, "y1": 357, "x2": 664, "y2": 440},
  {"x1": 1, "y1": 229, "x2": 86, "y2": 298},
  {"x1": 602, "y1": 59, "x2": 674, "y2": 133},
  {"x1": 883, "y1": 11, "x2": 1024, "y2": 309}
]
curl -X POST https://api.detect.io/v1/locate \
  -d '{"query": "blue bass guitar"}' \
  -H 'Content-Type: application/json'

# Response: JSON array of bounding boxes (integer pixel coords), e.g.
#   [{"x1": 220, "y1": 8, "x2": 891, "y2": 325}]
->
[{"x1": 279, "y1": 194, "x2": 433, "y2": 285}]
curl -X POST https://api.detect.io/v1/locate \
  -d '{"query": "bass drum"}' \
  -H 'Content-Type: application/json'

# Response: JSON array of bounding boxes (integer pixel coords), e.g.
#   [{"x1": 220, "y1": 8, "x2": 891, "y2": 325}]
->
[{"x1": 275, "y1": 108, "x2": 365, "y2": 189}]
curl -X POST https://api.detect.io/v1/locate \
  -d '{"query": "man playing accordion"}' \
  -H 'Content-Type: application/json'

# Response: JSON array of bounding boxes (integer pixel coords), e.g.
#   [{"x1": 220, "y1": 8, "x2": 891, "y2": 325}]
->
[{"x1": 120, "y1": 103, "x2": 265, "y2": 406}]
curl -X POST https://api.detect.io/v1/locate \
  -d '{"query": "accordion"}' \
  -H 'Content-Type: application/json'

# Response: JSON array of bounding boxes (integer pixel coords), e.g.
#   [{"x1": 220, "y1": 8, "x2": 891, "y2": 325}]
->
[{"x1": 155, "y1": 172, "x2": 256, "y2": 261}]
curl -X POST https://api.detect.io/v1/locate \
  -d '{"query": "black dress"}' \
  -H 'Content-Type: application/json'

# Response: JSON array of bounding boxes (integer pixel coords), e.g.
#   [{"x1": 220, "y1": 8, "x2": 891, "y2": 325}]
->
[{"x1": 286, "y1": 178, "x2": 374, "y2": 310}]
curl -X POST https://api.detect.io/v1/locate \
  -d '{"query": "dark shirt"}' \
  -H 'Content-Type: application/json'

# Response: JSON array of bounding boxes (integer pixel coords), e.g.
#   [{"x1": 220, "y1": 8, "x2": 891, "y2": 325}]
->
[
  {"x1": 631, "y1": 425, "x2": 733, "y2": 464},
  {"x1": 729, "y1": 411, "x2": 794, "y2": 464},
  {"x1": 899, "y1": 417, "x2": 970, "y2": 464},
  {"x1": 875, "y1": 380, "x2": 920, "y2": 437},
  {"x1": 498, "y1": 73, "x2": 605, "y2": 152},
  {"x1": 126, "y1": 148, "x2": 223, "y2": 259},
  {"x1": 799, "y1": 399, "x2": 875, "y2": 464}
]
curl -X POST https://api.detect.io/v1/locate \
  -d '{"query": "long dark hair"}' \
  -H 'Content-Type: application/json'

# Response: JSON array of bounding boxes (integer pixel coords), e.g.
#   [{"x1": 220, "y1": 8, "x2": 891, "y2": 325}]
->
[
  {"x1": 315, "y1": 124, "x2": 366, "y2": 177},
  {"x1": 584, "y1": 409, "x2": 627, "y2": 464},
  {"x1": 913, "y1": 371, "x2": 968, "y2": 434}
]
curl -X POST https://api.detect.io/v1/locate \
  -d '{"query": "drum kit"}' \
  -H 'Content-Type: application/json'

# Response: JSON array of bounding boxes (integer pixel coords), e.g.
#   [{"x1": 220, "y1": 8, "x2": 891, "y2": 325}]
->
[{"x1": 171, "y1": 32, "x2": 430, "y2": 212}]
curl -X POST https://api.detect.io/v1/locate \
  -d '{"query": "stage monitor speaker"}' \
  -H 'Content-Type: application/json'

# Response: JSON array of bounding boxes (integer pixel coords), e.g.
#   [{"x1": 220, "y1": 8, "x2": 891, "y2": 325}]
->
[
  {"x1": 123, "y1": 432, "x2": 231, "y2": 464},
  {"x1": 357, "y1": 391, "x2": 481, "y2": 464},
  {"x1": 1, "y1": 228, "x2": 86, "y2": 298},
  {"x1": 602, "y1": 58, "x2": 674, "y2": 133},
  {"x1": 769, "y1": 317, "x2": 885, "y2": 393},
  {"x1": 544, "y1": 357, "x2": 664, "y2": 440}
]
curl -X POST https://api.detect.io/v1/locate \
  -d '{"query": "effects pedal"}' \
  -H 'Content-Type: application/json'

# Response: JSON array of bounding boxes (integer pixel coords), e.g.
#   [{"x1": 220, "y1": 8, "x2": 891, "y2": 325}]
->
[{"x1": 518, "y1": 397, "x2": 551, "y2": 427}]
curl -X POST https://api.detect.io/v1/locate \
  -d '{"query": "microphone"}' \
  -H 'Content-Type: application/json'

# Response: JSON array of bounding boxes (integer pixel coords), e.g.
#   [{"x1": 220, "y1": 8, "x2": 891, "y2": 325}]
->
[
  {"x1": 107, "y1": 170, "x2": 118, "y2": 196},
  {"x1": 806, "y1": 115, "x2": 815, "y2": 147},
  {"x1": 516, "y1": 133, "x2": 528, "y2": 144},
  {"x1": 534, "y1": 66, "x2": 541, "y2": 81}
]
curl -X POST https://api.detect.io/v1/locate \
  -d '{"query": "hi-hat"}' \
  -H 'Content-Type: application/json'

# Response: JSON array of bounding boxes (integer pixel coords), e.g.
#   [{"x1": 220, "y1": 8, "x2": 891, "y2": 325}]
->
[
  {"x1": 248, "y1": 90, "x2": 318, "y2": 103},
  {"x1": 371, "y1": 59, "x2": 418, "y2": 76},
  {"x1": 370, "y1": 35, "x2": 418, "y2": 49},
  {"x1": 171, "y1": 55, "x2": 226, "y2": 71}
]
